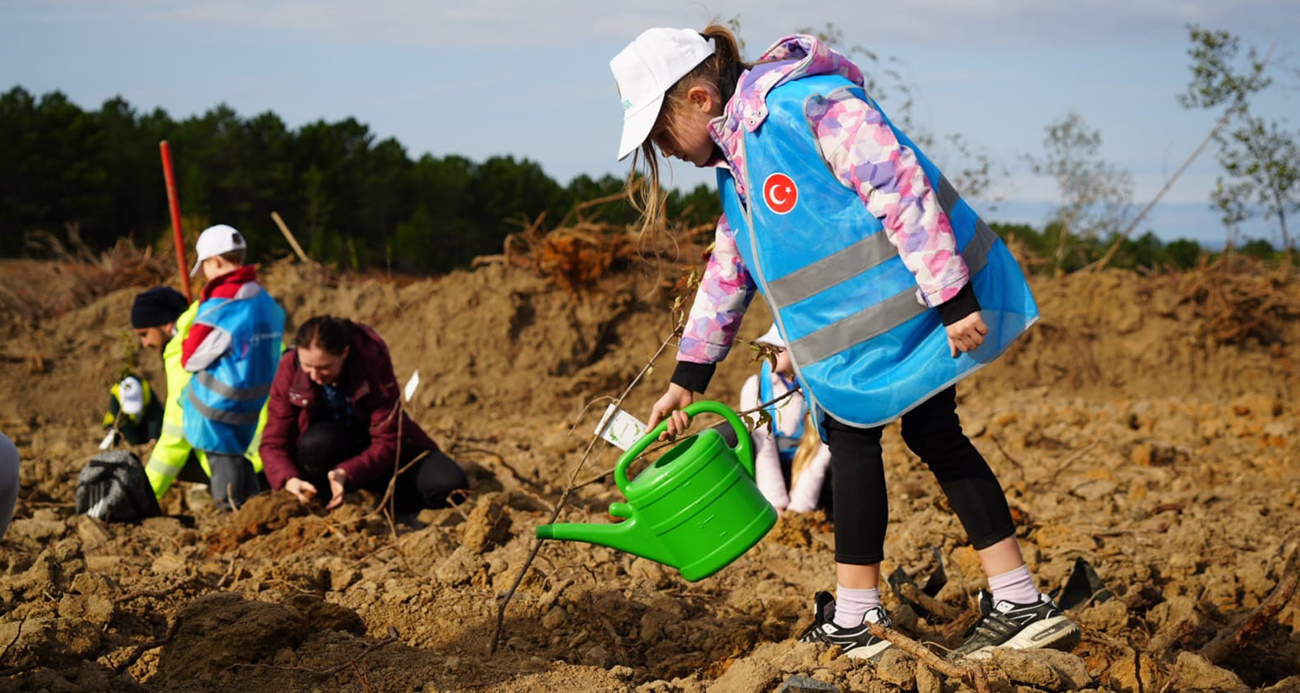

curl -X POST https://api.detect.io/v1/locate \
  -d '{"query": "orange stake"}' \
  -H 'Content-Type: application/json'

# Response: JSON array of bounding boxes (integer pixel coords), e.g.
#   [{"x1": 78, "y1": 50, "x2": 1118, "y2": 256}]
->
[{"x1": 159, "y1": 141, "x2": 192, "y2": 301}]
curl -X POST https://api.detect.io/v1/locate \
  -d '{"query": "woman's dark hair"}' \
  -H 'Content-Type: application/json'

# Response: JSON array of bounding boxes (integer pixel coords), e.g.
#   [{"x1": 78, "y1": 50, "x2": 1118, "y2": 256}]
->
[{"x1": 295, "y1": 316, "x2": 355, "y2": 355}]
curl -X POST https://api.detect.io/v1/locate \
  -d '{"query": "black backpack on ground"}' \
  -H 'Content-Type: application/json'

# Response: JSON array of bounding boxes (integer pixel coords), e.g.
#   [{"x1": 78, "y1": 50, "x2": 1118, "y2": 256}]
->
[{"x1": 75, "y1": 451, "x2": 161, "y2": 522}]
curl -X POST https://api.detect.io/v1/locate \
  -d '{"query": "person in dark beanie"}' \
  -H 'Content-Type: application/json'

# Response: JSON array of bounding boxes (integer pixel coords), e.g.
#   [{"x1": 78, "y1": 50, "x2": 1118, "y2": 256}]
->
[
  {"x1": 98, "y1": 287, "x2": 192, "y2": 446},
  {"x1": 130, "y1": 286, "x2": 190, "y2": 348}
]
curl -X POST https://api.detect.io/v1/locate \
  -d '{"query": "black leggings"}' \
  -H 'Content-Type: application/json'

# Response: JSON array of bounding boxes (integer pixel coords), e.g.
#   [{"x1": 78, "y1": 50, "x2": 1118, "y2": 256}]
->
[
  {"x1": 297, "y1": 422, "x2": 468, "y2": 513},
  {"x1": 826, "y1": 386, "x2": 1015, "y2": 565}
]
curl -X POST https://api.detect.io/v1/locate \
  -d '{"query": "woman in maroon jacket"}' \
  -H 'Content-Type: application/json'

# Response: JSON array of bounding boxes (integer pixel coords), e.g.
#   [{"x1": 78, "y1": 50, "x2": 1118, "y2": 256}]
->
[{"x1": 260, "y1": 316, "x2": 467, "y2": 511}]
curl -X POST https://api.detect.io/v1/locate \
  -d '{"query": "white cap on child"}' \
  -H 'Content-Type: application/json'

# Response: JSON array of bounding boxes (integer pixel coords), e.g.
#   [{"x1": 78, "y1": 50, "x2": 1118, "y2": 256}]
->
[
  {"x1": 610, "y1": 28, "x2": 716, "y2": 161},
  {"x1": 756, "y1": 324, "x2": 786, "y2": 349},
  {"x1": 190, "y1": 224, "x2": 247, "y2": 276},
  {"x1": 118, "y1": 376, "x2": 144, "y2": 416}
]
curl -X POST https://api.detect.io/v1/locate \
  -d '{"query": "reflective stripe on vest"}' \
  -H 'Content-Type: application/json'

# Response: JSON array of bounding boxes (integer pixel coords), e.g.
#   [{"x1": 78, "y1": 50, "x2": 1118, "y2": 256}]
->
[
  {"x1": 194, "y1": 371, "x2": 271, "y2": 401},
  {"x1": 187, "y1": 387, "x2": 261, "y2": 426},
  {"x1": 789, "y1": 209, "x2": 997, "y2": 365}
]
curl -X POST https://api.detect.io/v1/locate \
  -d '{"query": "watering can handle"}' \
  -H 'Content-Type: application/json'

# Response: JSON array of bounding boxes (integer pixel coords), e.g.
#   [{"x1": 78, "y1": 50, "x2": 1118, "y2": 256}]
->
[{"x1": 614, "y1": 401, "x2": 754, "y2": 496}]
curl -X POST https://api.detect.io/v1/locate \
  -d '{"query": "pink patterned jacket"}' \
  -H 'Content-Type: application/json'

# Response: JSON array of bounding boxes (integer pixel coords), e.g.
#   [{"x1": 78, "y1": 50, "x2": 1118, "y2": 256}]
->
[{"x1": 678, "y1": 35, "x2": 970, "y2": 369}]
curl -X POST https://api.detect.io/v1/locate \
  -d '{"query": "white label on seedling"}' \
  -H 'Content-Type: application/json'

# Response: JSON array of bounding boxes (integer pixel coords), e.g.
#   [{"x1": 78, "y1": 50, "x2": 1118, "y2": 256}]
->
[
  {"x1": 404, "y1": 370, "x2": 420, "y2": 403},
  {"x1": 98, "y1": 429, "x2": 119, "y2": 450},
  {"x1": 595, "y1": 404, "x2": 647, "y2": 451}
]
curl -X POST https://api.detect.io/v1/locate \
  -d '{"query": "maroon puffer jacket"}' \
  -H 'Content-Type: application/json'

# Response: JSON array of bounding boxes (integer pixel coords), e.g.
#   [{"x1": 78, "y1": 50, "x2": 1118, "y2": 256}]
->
[{"x1": 259, "y1": 323, "x2": 437, "y2": 491}]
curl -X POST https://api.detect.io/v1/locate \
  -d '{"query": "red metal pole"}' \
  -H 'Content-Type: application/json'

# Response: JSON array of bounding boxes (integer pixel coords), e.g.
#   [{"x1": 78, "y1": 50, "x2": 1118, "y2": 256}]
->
[{"x1": 159, "y1": 140, "x2": 192, "y2": 302}]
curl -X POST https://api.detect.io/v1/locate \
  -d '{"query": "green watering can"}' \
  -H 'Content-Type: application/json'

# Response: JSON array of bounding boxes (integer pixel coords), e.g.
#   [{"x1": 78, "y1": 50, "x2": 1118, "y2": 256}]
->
[{"x1": 536, "y1": 401, "x2": 777, "y2": 581}]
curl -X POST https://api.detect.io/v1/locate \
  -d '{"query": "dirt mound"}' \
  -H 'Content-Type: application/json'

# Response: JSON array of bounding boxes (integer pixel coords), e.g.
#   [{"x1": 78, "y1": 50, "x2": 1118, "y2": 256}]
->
[
  {"x1": 1, "y1": 253, "x2": 1298, "y2": 692},
  {"x1": 155, "y1": 593, "x2": 310, "y2": 683}
]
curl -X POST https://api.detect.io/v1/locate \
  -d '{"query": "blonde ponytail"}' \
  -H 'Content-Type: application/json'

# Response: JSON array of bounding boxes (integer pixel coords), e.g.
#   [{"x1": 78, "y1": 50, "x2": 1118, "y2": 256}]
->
[{"x1": 789, "y1": 412, "x2": 820, "y2": 487}]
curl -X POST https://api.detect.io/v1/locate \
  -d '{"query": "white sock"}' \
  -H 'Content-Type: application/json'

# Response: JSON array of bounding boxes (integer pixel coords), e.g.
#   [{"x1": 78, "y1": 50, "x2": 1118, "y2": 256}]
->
[
  {"x1": 988, "y1": 564, "x2": 1042, "y2": 605},
  {"x1": 832, "y1": 585, "x2": 880, "y2": 629}
]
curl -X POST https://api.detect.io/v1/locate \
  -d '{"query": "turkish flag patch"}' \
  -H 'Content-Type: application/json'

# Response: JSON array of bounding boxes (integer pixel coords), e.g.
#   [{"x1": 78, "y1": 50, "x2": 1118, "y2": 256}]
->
[{"x1": 763, "y1": 173, "x2": 798, "y2": 215}]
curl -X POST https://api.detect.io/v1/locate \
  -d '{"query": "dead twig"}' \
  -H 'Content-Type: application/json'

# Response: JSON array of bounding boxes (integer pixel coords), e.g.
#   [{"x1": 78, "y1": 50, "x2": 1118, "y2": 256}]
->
[
  {"x1": 352, "y1": 661, "x2": 372, "y2": 693},
  {"x1": 115, "y1": 616, "x2": 183, "y2": 674},
  {"x1": 216, "y1": 554, "x2": 239, "y2": 589},
  {"x1": 114, "y1": 575, "x2": 204, "y2": 604},
  {"x1": 1046, "y1": 441, "x2": 1099, "y2": 485},
  {"x1": 1201, "y1": 536, "x2": 1300, "y2": 663},
  {"x1": 896, "y1": 582, "x2": 964, "y2": 622},
  {"x1": 866, "y1": 621, "x2": 990, "y2": 693}
]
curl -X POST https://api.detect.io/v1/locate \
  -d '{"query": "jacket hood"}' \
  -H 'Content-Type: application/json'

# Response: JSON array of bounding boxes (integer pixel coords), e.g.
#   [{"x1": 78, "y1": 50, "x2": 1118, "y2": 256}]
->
[{"x1": 716, "y1": 34, "x2": 865, "y2": 138}]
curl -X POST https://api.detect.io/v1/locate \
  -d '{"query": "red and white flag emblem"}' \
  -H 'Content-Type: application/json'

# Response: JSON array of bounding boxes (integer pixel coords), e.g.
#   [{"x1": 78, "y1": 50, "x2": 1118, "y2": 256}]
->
[{"x1": 763, "y1": 173, "x2": 798, "y2": 215}]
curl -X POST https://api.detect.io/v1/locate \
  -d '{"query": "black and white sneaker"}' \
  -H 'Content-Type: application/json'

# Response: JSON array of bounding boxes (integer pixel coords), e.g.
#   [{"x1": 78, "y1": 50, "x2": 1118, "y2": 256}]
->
[
  {"x1": 797, "y1": 591, "x2": 895, "y2": 661},
  {"x1": 952, "y1": 591, "x2": 1081, "y2": 660}
]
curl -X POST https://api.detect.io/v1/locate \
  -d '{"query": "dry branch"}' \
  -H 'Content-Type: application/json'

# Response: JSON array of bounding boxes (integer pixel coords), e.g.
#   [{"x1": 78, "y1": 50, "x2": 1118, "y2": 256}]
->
[
  {"x1": 896, "y1": 582, "x2": 964, "y2": 622},
  {"x1": 114, "y1": 575, "x2": 204, "y2": 604},
  {"x1": 865, "y1": 622, "x2": 990, "y2": 693},
  {"x1": 1201, "y1": 537, "x2": 1300, "y2": 663}
]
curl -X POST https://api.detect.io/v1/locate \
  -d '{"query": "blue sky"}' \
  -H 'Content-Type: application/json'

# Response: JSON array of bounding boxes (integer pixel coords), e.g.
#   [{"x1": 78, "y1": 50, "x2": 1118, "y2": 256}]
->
[{"x1": 2, "y1": 0, "x2": 1297, "y2": 246}]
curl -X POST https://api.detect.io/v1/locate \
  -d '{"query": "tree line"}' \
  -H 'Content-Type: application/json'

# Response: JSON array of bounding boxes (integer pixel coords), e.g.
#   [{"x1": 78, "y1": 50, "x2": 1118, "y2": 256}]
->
[
  {"x1": 0, "y1": 86, "x2": 719, "y2": 274},
  {"x1": 5, "y1": 19, "x2": 1297, "y2": 280}
]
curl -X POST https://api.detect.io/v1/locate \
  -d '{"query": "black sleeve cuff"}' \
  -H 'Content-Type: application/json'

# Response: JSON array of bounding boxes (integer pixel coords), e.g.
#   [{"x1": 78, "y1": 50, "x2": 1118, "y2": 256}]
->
[
  {"x1": 670, "y1": 361, "x2": 716, "y2": 394},
  {"x1": 936, "y1": 282, "x2": 981, "y2": 326}
]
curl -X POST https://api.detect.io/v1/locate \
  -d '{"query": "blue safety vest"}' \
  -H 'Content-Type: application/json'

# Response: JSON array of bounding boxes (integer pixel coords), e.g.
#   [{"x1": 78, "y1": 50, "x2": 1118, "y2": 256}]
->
[
  {"x1": 182, "y1": 283, "x2": 285, "y2": 454},
  {"x1": 758, "y1": 360, "x2": 806, "y2": 462},
  {"x1": 717, "y1": 73, "x2": 1038, "y2": 433}
]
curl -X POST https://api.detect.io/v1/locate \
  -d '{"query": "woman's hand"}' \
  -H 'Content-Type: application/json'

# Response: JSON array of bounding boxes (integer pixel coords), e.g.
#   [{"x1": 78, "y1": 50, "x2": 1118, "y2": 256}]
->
[
  {"x1": 647, "y1": 383, "x2": 696, "y2": 441},
  {"x1": 946, "y1": 311, "x2": 988, "y2": 357},
  {"x1": 326, "y1": 468, "x2": 348, "y2": 510},
  {"x1": 284, "y1": 477, "x2": 317, "y2": 504}
]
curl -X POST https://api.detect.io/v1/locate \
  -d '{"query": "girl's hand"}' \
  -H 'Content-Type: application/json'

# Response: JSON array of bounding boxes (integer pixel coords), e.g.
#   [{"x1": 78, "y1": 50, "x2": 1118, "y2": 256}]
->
[
  {"x1": 946, "y1": 311, "x2": 989, "y2": 357},
  {"x1": 647, "y1": 384, "x2": 696, "y2": 441},
  {"x1": 326, "y1": 468, "x2": 348, "y2": 510},
  {"x1": 284, "y1": 477, "x2": 317, "y2": 504}
]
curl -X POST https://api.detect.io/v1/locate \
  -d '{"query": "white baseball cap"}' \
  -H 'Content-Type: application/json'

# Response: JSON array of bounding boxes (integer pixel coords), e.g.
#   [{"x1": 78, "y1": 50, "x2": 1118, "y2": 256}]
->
[
  {"x1": 191, "y1": 224, "x2": 247, "y2": 276},
  {"x1": 756, "y1": 323, "x2": 786, "y2": 349},
  {"x1": 611, "y1": 28, "x2": 716, "y2": 161},
  {"x1": 118, "y1": 376, "x2": 144, "y2": 416}
]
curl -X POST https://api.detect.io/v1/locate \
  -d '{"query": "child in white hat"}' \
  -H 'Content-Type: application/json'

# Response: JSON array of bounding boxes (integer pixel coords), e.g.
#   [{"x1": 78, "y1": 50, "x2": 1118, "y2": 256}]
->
[
  {"x1": 180, "y1": 224, "x2": 285, "y2": 511},
  {"x1": 619, "y1": 26, "x2": 1073, "y2": 661}
]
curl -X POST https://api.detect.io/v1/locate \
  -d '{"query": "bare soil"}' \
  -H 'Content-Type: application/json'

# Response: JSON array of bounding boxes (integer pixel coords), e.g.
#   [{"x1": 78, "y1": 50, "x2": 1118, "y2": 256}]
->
[{"x1": 1, "y1": 251, "x2": 1297, "y2": 693}]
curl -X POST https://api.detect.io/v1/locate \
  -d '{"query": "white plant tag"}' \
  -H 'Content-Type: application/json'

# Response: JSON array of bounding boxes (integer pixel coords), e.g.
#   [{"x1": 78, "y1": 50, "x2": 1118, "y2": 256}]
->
[
  {"x1": 595, "y1": 404, "x2": 648, "y2": 451},
  {"x1": 404, "y1": 370, "x2": 420, "y2": 403},
  {"x1": 98, "y1": 429, "x2": 119, "y2": 450}
]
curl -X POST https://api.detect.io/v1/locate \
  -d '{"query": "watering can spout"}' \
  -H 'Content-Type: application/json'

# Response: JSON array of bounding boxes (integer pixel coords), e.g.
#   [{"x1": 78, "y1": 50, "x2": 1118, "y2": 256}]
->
[{"x1": 535, "y1": 519, "x2": 671, "y2": 566}]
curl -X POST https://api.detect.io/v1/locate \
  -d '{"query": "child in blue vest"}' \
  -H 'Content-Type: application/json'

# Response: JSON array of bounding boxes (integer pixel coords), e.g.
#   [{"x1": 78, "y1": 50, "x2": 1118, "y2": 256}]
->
[
  {"x1": 615, "y1": 27, "x2": 1079, "y2": 660},
  {"x1": 181, "y1": 224, "x2": 285, "y2": 511}
]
